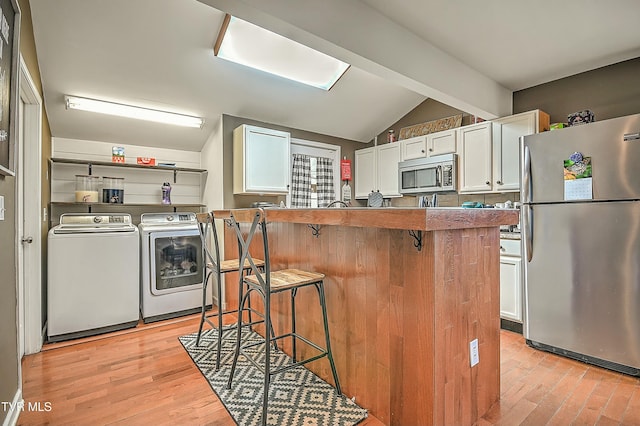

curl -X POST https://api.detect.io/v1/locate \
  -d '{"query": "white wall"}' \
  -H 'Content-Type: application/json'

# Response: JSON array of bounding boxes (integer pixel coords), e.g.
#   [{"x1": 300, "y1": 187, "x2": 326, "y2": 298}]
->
[
  {"x1": 51, "y1": 137, "x2": 203, "y2": 206},
  {"x1": 200, "y1": 117, "x2": 224, "y2": 211},
  {"x1": 199, "y1": 116, "x2": 228, "y2": 307}
]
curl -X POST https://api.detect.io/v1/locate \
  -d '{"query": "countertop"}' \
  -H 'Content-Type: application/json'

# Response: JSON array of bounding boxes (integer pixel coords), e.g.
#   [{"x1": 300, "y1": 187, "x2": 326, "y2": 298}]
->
[{"x1": 213, "y1": 207, "x2": 519, "y2": 232}]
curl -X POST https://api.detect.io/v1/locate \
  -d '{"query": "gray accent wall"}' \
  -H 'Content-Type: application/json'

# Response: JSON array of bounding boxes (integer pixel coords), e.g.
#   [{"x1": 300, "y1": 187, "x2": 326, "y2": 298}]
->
[
  {"x1": 514, "y1": 57, "x2": 640, "y2": 123},
  {"x1": 221, "y1": 114, "x2": 366, "y2": 209},
  {"x1": 0, "y1": 175, "x2": 18, "y2": 424}
]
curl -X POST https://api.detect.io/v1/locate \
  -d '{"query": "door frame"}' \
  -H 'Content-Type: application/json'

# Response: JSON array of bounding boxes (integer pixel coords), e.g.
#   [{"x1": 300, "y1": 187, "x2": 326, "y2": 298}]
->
[
  {"x1": 17, "y1": 55, "x2": 43, "y2": 359},
  {"x1": 286, "y1": 138, "x2": 341, "y2": 207}
]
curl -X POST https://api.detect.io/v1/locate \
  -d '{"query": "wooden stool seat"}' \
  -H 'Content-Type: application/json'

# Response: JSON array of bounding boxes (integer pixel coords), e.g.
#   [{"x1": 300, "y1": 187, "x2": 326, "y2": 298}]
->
[
  {"x1": 215, "y1": 258, "x2": 265, "y2": 273},
  {"x1": 245, "y1": 269, "x2": 325, "y2": 291}
]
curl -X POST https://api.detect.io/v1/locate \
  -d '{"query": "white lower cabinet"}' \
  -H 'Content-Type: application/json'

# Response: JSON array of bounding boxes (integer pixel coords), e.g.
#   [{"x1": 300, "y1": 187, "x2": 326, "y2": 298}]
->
[
  {"x1": 354, "y1": 143, "x2": 401, "y2": 198},
  {"x1": 500, "y1": 238, "x2": 522, "y2": 322}
]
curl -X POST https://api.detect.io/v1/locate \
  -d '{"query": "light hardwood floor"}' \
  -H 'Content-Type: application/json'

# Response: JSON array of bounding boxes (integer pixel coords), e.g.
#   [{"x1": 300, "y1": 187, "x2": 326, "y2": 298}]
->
[{"x1": 18, "y1": 316, "x2": 640, "y2": 425}]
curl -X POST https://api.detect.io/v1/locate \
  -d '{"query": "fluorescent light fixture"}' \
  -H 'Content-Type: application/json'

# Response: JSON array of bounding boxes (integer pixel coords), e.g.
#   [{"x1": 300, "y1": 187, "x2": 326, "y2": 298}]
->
[
  {"x1": 214, "y1": 14, "x2": 350, "y2": 91},
  {"x1": 64, "y1": 96, "x2": 204, "y2": 128}
]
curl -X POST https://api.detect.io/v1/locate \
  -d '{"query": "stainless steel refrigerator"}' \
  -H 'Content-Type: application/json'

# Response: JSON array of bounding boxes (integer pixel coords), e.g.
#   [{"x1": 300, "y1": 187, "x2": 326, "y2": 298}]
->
[{"x1": 520, "y1": 112, "x2": 640, "y2": 376}]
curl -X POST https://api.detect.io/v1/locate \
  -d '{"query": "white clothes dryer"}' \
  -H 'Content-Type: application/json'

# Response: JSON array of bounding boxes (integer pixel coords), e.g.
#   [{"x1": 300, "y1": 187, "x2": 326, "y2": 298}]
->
[{"x1": 139, "y1": 212, "x2": 209, "y2": 323}]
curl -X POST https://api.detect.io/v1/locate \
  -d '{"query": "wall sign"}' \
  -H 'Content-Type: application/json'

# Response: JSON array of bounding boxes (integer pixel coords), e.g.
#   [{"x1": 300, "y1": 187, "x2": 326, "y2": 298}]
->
[{"x1": 0, "y1": 0, "x2": 20, "y2": 176}]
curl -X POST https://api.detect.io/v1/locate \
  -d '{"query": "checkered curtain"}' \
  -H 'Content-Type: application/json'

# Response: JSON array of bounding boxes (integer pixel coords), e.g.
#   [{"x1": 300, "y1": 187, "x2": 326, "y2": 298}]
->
[
  {"x1": 291, "y1": 154, "x2": 311, "y2": 208},
  {"x1": 316, "y1": 157, "x2": 335, "y2": 207}
]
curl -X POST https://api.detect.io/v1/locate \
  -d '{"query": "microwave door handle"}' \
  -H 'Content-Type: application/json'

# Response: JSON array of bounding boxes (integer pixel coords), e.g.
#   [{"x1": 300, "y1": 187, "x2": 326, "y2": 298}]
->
[{"x1": 436, "y1": 165, "x2": 442, "y2": 187}]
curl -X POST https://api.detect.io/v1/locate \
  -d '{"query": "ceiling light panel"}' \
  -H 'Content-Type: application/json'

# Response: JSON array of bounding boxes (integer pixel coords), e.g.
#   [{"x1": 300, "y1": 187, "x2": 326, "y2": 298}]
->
[
  {"x1": 216, "y1": 16, "x2": 349, "y2": 90},
  {"x1": 64, "y1": 96, "x2": 204, "y2": 128}
]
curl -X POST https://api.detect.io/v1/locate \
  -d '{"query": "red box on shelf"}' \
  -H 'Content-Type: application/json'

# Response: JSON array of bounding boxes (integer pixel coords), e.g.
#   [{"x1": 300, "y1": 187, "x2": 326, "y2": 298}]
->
[{"x1": 136, "y1": 157, "x2": 156, "y2": 166}]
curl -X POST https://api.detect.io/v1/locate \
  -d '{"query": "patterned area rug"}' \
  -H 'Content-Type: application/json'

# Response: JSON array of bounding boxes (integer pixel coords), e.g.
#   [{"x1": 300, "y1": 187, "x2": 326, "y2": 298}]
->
[{"x1": 179, "y1": 327, "x2": 368, "y2": 426}]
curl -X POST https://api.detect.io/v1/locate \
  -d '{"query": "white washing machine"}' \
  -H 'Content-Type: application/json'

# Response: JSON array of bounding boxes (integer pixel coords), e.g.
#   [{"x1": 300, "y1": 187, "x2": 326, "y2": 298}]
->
[
  {"x1": 48, "y1": 213, "x2": 140, "y2": 342},
  {"x1": 139, "y1": 212, "x2": 209, "y2": 323}
]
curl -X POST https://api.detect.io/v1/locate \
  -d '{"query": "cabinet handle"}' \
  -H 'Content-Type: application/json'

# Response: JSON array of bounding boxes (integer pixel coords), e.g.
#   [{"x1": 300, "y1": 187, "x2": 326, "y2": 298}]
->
[
  {"x1": 496, "y1": 180, "x2": 503, "y2": 185},
  {"x1": 500, "y1": 245, "x2": 505, "y2": 251},
  {"x1": 428, "y1": 148, "x2": 433, "y2": 152},
  {"x1": 421, "y1": 149, "x2": 425, "y2": 153},
  {"x1": 485, "y1": 181, "x2": 490, "y2": 185}
]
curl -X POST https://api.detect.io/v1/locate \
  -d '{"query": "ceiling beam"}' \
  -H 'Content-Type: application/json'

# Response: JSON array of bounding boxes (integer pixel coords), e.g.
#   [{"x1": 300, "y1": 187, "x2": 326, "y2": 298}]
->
[{"x1": 198, "y1": 0, "x2": 512, "y2": 119}]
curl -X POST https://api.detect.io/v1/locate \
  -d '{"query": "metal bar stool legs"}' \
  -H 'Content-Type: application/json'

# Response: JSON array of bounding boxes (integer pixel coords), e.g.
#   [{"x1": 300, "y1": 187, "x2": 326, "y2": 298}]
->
[
  {"x1": 225, "y1": 208, "x2": 342, "y2": 426},
  {"x1": 195, "y1": 212, "x2": 268, "y2": 371}
]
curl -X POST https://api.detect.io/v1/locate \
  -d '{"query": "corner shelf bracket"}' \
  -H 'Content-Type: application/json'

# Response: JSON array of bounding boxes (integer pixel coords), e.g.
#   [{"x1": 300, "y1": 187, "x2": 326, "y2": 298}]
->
[
  {"x1": 307, "y1": 224, "x2": 321, "y2": 238},
  {"x1": 408, "y1": 230, "x2": 423, "y2": 251}
]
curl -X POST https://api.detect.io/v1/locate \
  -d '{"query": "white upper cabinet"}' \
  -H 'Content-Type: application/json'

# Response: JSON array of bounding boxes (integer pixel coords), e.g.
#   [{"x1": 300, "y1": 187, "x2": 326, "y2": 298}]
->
[
  {"x1": 355, "y1": 143, "x2": 401, "y2": 198},
  {"x1": 459, "y1": 110, "x2": 549, "y2": 194},
  {"x1": 354, "y1": 147, "x2": 376, "y2": 199},
  {"x1": 427, "y1": 128, "x2": 457, "y2": 157},
  {"x1": 400, "y1": 129, "x2": 457, "y2": 161},
  {"x1": 233, "y1": 124, "x2": 291, "y2": 194},
  {"x1": 376, "y1": 143, "x2": 402, "y2": 197},
  {"x1": 401, "y1": 135, "x2": 427, "y2": 160},
  {"x1": 492, "y1": 110, "x2": 550, "y2": 192},
  {"x1": 458, "y1": 122, "x2": 494, "y2": 193}
]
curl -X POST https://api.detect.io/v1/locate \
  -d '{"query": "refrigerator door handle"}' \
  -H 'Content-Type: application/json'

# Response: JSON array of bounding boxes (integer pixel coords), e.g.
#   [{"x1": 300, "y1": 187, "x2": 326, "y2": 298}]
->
[
  {"x1": 522, "y1": 143, "x2": 531, "y2": 203},
  {"x1": 523, "y1": 204, "x2": 533, "y2": 262}
]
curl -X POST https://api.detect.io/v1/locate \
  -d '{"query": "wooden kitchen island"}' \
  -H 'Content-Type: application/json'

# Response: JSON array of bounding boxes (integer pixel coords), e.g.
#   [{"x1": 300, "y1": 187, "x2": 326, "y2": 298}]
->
[{"x1": 220, "y1": 207, "x2": 519, "y2": 426}]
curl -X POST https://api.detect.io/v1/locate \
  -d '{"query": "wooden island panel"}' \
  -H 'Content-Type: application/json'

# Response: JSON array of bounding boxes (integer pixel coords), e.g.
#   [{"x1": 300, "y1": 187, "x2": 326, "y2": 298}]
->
[{"x1": 220, "y1": 208, "x2": 515, "y2": 425}]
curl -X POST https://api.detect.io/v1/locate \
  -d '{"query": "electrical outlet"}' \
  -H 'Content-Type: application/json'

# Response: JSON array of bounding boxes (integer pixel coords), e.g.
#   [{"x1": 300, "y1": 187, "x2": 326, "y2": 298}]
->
[
  {"x1": 43, "y1": 207, "x2": 48, "y2": 222},
  {"x1": 0, "y1": 195, "x2": 4, "y2": 221},
  {"x1": 470, "y1": 339, "x2": 479, "y2": 367}
]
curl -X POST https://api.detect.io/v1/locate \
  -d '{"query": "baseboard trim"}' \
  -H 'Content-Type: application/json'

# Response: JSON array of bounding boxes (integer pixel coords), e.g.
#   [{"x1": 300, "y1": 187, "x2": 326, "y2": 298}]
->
[
  {"x1": 500, "y1": 318, "x2": 523, "y2": 334},
  {"x1": 2, "y1": 388, "x2": 22, "y2": 426}
]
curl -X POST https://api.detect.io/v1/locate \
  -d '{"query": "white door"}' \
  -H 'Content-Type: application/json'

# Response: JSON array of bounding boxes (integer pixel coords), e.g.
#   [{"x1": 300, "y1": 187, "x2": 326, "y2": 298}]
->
[
  {"x1": 286, "y1": 138, "x2": 341, "y2": 207},
  {"x1": 17, "y1": 57, "x2": 43, "y2": 357}
]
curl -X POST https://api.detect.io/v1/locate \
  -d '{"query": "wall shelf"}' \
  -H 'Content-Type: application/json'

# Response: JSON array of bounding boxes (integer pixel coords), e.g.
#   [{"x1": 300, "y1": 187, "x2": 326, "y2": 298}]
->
[
  {"x1": 48, "y1": 157, "x2": 207, "y2": 226},
  {"x1": 49, "y1": 157, "x2": 207, "y2": 173}
]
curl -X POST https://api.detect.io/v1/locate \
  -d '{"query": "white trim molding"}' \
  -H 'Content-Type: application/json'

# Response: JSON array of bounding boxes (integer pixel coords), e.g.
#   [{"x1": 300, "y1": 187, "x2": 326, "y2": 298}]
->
[{"x1": 2, "y1": 389, "x2": 23, "y2": 426}]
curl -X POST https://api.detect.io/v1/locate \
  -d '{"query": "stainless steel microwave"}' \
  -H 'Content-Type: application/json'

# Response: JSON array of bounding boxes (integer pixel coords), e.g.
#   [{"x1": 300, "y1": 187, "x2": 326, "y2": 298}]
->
[{"x1": 398, "y1": 153, "x2": 457, "y2": 194}]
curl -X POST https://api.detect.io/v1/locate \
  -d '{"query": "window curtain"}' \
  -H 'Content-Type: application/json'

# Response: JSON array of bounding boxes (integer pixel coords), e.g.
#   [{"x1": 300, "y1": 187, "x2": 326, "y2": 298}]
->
[
  {"x1": 291, "y1": 154, "x2": 311, "y2": 207},
  {"x1": 316, "y1": 157, "x2": 335, "y2": 207}
]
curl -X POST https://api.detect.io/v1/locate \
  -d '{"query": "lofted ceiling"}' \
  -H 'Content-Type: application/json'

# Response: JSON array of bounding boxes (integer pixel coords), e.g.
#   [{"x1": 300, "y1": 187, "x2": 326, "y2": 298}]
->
[{"x1": 29, "y1": 0, "x2": 640, "y2": 152}]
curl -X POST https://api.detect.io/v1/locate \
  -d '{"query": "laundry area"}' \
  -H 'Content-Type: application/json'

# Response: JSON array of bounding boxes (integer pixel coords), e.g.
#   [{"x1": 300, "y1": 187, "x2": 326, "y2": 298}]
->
[{"x1": 46, "y1": 139, "x2": 208, "y2": 342}]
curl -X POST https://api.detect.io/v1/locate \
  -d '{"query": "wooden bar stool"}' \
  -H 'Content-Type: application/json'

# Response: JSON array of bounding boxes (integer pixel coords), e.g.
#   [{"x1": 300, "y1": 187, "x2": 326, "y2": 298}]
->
[
  {"x1": 195, "y1": 211, "x2": 267, "y2": 371},
  {"x1": 226, "y1": 208, "x2": 341, "y2": 426}
]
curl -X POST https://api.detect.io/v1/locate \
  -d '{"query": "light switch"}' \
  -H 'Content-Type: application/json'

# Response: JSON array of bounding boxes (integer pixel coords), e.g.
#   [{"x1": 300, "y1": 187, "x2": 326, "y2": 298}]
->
[{"x1": 0, "y1": 195, "x2": 4, "y2": 221}]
